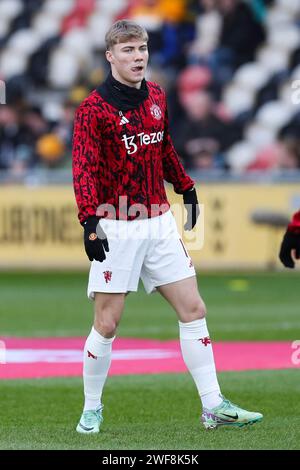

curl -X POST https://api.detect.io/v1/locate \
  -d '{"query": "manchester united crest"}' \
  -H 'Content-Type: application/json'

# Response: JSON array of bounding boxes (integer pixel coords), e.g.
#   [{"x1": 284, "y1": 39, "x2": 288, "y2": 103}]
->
[
  {"x1": 150, "y1": 104, "x2": 162, "y2": 120},
  {"x1": 103, "y1": 270, "x2": 112, "y2": 283}
]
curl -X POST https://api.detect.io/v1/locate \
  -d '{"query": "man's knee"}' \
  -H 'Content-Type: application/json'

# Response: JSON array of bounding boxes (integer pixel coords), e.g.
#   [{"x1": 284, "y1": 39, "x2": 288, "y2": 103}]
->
[
  {"x1": 193, "y1": 298, "x2": 206, "y2": 319},
  {"x1": 181, "y1": 297, "x2": 206, "y2": 322},
  {"x1": 94, "y1": 303, "x2": 123, "y2": 337},
  {"x1": 94, "y1": 316, "x2": 119, "y2": 337},
  {"x1": 93, "y1": 293, "x2": 124, "y2": 337}
]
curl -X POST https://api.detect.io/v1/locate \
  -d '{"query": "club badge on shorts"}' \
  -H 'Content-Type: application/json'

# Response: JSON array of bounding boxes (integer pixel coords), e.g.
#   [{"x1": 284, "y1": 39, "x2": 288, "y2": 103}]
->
[{"x1": 103, "y1": 270, "x2": 112, "y2": 283}]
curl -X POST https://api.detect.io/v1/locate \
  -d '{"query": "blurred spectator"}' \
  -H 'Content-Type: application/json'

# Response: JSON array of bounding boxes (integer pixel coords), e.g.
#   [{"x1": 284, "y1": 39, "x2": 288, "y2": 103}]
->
[
  {"x1": 276, "y1": 138, "x2": 300, "y2": 170},
  {"x1": 187, "y1": 0, "x2": 266, "y2": 96},
  {"x1": 185, "y1": 138, "x2": 220, "y2": 170},
  {"x1": 21, "y1": 106, "x2": 50, "y2": 166},
  {"x1": 22, "y1": 106, "x2": 49, "y2": 139},
  {"x1": 0, "y1": 0, "x2": 298, "y2": 177},
  {"x1": 0, "y1": 105, "x2": 32, "y2": 173},
  {"x1": 173, "y1": 90, "x2": 241, "y2": 168},
  {"x1": 127, "y1": 0, "x2": 164, "y2": 59},
  {"x1": 1, "y1": 104, "x2": 70, "y2": 172},
  {"x1": 177, "y1": 64, "x2": 212, "y2": 94},
  {"x1": 53, "y1": 100, "x2": 77, "y2": 154},
  {"x1": 128, "y1": 0, "x2": 194, "y2": 68},
  {"x1": 188, "y1": 0, "x2": 222, "y2": 62},
  {"x1": 247, "y1": 143, "x2": 279, "y2": 171},
  {"x1": 218, "y1": 0, "x2": 265, "y2": 66},
  {"x1": 36, "y1": 133, "x2": 66, "y2": 168},
  {"x1": 203, "y1": 0, "x2": 266, "y2": 90},
  {"x1": 247, "y1": 138, "x2": 300, "y2": 172}
]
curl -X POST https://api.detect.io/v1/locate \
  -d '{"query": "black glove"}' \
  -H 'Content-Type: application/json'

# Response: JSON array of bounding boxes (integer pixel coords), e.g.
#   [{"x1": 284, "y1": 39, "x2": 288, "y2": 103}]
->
[
  {"x1": 279, "y1": 230, "x2": 300, "y2": 268},
  {"x1": 83, "y1": 216, "x2": 109, "y2": 262},
  {"x1": 183, "y1": 187, "x2": 200, "y2": 230}
]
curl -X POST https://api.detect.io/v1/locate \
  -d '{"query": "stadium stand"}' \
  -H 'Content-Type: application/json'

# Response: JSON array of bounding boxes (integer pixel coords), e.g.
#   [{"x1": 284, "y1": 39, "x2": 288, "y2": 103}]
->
[{"x1": 0, "y1": 0, "x2": 299, "y2": 178}]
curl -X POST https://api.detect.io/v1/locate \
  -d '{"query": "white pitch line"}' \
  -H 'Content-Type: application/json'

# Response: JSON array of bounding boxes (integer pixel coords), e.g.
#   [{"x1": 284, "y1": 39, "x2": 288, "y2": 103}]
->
[{"x1": 4, "y1": 349, "x2": 181, "y2": 364}]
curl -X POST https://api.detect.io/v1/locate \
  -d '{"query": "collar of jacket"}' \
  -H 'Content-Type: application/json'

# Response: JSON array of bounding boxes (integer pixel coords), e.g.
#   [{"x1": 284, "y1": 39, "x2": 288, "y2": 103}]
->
[{"x1": 96, "y1": 72, "x2": 149, "y2": 112}]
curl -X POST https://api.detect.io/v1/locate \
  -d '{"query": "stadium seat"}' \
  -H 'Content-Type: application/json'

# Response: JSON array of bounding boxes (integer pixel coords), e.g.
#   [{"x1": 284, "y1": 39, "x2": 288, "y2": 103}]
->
[
  {"x1": 256, "y1": 101, "x2": 293, "y2": 130},
  {"x1": 96, "y1": 0, "x2": 128, "y2": 16},
  {"x1": 61, "y1": 11, "x2": 88, "y2": 35},
  {"x1": 73, "y1": 0, "x2": 96, "y2": 16},
  {"x1": 87, "y1": 13, "x2": 114, "y2": 49},
  {"x1": 32, "y1": 12, "x2": 61, "y2": 40},
  {"x1": 48, "y1": 48, "x2": 80, "y2": 88},
  {"x1": 0, "y1": 19, "x2": 9, "y2": 39},
  {"x1": 276, "y1": 0, "x2": 300, "y2": 15},
  {"x1": 0, "y1": 0, "x2": 23, "y2": 21},
  {"x1": 247, "y1": 143, "x2": 279, "y2": 170},
  {"x1": 8, "y1": 29, "x2": 41, "y2": 56},
  {"x1": 234, "y1": 63, "x2": 270, "y2": 92},
  {"x1": 245, "y1": 122, "x2": 276, "y2": 149},
  {"x1": 257, "y1": 46, "x2": 289, "y2": 73},
  {"x1": 0, "y1": 48, "x2": 28, "y2": 79},
  {"x1": 223, "y1": 84, "x2": 254, "y2": 116},
  {"x1": 226, "y1": 141, "x2": 257, "y2": 171},
  {"x1": 268, "y1": 25, "x2": 300, "y2": 53},
  {"x1": 62, "y1": 29, "x2": 92, "y2": 60},
  {"x1": 43, "y1": 0, "x2": 75, "y2": 18},
  {"x1": 265, "y1": 6, "x2": 294, "y2": 31},
  {"x1": 128, "y1": 13, "x2": 162, "y2": 31},
  {"x1": 279, "y1": 81, "x2": 300, "y2": 110}
]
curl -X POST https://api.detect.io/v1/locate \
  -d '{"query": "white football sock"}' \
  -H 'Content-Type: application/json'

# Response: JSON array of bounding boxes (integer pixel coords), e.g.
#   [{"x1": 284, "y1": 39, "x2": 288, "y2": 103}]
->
[
  {"x1": 179, "y1": 318, "x2": 222, "y2": 409},
  {"x1": 83, "y1": 327, "x2": 115, "y2": 411}
]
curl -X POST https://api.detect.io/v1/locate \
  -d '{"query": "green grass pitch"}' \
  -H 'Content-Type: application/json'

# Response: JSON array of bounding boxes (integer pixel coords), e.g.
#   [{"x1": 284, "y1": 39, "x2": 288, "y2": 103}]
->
[{"x1": 0, "y1": 271, "x2": 300, "y2": 450}]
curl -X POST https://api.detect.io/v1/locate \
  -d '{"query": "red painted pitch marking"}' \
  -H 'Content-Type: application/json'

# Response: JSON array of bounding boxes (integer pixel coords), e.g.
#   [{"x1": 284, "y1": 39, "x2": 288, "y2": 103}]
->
[{"x1": 0, "y1": 337, "x2": 298, "y2": 379}]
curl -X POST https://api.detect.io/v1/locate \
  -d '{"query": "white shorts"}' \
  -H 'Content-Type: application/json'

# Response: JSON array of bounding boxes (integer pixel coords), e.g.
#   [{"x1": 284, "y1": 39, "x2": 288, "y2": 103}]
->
[{"x1": 87, "y1": 210, "x2": 195, "y2": 298}]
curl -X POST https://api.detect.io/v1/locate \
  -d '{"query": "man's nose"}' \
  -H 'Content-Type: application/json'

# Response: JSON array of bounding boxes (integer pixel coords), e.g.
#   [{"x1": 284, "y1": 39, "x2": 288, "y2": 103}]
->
[{"x1": 134, "y1": 50, "x2": 143, "y2": 61}]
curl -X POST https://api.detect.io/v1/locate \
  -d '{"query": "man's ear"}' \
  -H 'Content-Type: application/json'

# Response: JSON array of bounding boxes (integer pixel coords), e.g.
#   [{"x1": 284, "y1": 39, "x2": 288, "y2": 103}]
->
[{"x1": 106, "y1": 50, "x2": 113, "y2": 64}]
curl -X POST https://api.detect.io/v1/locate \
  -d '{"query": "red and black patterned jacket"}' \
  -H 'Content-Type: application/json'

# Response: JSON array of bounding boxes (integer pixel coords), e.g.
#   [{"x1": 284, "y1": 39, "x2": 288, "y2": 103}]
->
[{"x1": 72, "y1": 81, "x2": 194, "y2": 223}]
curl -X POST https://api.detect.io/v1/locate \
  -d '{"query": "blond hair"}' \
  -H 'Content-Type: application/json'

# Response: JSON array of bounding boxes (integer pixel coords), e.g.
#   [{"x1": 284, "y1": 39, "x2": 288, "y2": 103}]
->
[{"x1": 105, "y1": 20, "x2": 148, "y2": 50}]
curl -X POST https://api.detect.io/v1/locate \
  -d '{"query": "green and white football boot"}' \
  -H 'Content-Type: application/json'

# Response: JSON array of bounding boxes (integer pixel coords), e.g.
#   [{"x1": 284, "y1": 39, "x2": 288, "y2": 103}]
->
[
  {"x1": 202, "y1": 396, "x2": 263, "y2": 429},
  {"x1": 76, "y1": 405, "x2": 103, "y2": 434}
]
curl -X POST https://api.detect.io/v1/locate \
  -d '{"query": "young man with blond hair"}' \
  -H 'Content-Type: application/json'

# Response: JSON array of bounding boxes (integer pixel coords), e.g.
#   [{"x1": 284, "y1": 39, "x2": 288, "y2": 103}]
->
[{"x1": 72, "y1": 19, "x2": 262, "y2": 434}]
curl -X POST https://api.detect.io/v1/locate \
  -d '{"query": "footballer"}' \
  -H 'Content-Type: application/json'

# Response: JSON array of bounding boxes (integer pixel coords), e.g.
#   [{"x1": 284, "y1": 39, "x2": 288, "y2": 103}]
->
[{"x1": 72, "y1": 20, "x2": 263, "y2": 433}]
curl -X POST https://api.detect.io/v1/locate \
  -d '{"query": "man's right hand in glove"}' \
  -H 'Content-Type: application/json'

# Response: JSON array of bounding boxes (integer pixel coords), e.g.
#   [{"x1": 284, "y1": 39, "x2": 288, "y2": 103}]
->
[{"x1": 82, "y1": 216, "x2": 109, "y2": 262}]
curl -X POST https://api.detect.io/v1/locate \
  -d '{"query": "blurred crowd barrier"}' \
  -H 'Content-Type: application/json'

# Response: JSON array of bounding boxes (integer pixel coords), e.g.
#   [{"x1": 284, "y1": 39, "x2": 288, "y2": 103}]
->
[{"x1": 0, "y1": 182, "x2": 299, "y2": 270}]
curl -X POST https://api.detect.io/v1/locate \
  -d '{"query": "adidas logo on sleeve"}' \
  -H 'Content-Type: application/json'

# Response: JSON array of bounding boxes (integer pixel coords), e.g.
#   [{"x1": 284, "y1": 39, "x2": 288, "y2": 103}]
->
[{"x1": 119, "y1": 115, "x2": 129, "y2": 125}]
